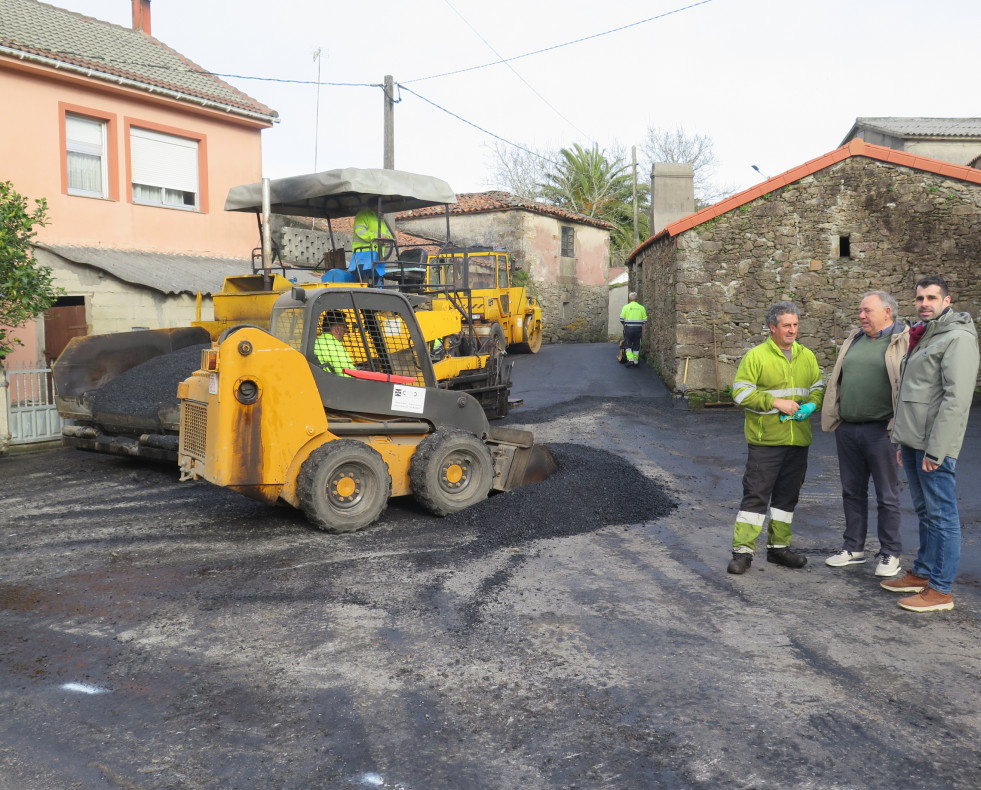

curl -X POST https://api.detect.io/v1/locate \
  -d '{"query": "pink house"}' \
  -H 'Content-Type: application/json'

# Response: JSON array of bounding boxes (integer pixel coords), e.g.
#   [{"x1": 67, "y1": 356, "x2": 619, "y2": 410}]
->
[{"x1": 0, "y1": 0, "x2": 278, "y2": 366}]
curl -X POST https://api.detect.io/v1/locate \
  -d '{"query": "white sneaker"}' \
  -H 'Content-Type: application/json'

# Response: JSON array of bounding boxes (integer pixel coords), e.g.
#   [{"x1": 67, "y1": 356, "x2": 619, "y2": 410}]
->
[
  {"x1": 874, "y1": 553, "x2": 902, "y2": 577},
  {"x1": 825, "y1": 549, "x2": 866, "y2": 567}
]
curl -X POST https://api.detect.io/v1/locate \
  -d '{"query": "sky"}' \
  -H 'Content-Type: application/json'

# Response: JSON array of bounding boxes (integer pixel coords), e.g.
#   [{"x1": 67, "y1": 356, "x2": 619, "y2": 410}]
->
[{"x1": 49, "y1": 0, "x2": 981, "y2": 198}]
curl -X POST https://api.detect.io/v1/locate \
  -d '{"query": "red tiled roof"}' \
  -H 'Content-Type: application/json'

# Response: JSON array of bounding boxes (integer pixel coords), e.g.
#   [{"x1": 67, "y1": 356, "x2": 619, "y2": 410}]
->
[
  {"x1": 0, "y1": 0, "x2": 277, "y2": 123},
  {"x1": 396, "y1": 191, "x2": 615, "y2": 230},
  {"x1": 627, "y1": 138, "x2": 981, "y2": 264}
]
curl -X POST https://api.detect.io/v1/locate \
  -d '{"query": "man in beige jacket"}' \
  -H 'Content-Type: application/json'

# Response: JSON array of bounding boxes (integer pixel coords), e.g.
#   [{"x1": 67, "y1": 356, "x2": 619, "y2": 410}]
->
[{"x1": 821, "y1": 291, "x2": 909, "y2": 576}]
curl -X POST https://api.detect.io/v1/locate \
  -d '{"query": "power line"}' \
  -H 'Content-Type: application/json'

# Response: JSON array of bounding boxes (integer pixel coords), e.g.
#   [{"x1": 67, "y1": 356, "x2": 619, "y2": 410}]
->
[
  {"x1": 441, "y1": 0, "x2": 591, "y2": 140},
  {"x1": 396, "y1": 84, "x2": 557, "y2": 165},
  {"x1": 403, "y1": 0, "x2": 718, "y2": 84}
]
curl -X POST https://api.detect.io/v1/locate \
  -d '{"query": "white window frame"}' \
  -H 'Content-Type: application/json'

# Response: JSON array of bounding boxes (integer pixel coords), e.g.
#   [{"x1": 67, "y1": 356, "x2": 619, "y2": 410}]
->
[
  {"x1": 66, "y1": 114, "x2": 108, "y2": 198},
  {"x1": 130, "y1": 127, "x2": 199, "y2": 211}
]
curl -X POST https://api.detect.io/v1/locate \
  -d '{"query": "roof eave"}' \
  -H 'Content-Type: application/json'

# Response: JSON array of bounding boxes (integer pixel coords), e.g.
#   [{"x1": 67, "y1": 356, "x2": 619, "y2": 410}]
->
[{"x1": 0, "y1": 45, "x2": 278, "y2": 125}]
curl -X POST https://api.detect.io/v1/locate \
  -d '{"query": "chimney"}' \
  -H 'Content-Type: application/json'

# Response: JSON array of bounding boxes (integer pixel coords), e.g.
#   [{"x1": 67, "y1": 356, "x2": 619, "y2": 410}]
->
[
  {"x1": 132, "y1": 0, "x2": 151, "y2": 35},
  {"x1": 650, "y1": 162, "x2": 694, "y2": 235}
]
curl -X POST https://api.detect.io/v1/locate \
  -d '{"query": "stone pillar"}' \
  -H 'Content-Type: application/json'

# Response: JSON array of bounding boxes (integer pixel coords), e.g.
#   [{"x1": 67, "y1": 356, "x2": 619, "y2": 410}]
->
[{"x1": 650, "y1": 163, "x2": 695, "y2": 234}]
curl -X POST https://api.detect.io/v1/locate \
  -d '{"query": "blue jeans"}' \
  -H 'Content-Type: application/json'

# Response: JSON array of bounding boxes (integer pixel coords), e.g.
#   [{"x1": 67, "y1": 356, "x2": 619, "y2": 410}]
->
[{"x1": 900, "y1": 445, "x2": 961, "y2": 594}]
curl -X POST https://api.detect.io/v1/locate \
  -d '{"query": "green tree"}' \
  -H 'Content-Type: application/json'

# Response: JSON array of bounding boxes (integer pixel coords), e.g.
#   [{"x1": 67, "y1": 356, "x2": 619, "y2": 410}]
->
[
  {"x1": 0, "y1": 181, "x2": 59, "y2": 358},
  {"x1": 539, "y1": 143, "x2": 649, "y2": 255}
]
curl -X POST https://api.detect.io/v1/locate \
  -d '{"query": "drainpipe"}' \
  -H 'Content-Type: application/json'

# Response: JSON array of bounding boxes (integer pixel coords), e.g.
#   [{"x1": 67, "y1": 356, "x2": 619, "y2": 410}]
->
[{"x1": 0, "y1": 365, "x2": 10, "y2": 455}]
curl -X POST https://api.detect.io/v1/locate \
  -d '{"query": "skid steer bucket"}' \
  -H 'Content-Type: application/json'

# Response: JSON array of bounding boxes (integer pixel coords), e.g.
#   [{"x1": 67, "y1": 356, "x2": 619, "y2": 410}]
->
[{"x1": 486, "y1": 426, "x2": 558, "y2": 492}]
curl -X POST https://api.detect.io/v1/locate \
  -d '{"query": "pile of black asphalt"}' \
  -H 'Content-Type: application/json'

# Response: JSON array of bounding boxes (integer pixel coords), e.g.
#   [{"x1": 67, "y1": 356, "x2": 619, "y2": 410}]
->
[
  {"x1": 438, "y1": 442, "x2": 675, "y2": 550},
  {"x1": 92, "y1": 343, "x2": 209, "y2": 418}
]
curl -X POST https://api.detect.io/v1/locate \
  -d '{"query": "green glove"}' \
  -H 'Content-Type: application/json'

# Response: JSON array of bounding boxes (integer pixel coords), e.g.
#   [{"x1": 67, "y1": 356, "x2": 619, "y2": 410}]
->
[{"x1": 792, "y1": 402, "x2": 816, "y2": 421}]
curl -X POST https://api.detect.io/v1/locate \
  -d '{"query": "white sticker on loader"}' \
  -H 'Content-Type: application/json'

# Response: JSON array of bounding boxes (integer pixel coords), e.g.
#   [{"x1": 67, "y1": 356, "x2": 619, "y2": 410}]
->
[{"x1": 391, "y1": 384, "x2": 426, "y2": 414}]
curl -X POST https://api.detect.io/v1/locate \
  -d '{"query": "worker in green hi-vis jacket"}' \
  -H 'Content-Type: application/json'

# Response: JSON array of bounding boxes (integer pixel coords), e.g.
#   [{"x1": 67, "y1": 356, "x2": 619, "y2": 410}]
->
[{"x1": 314, "y1": 310, "x2": 355, "y2": 377}]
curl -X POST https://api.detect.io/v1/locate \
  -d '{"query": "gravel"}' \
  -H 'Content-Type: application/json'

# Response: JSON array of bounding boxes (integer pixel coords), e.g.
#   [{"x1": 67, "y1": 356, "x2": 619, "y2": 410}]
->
[{"x1": 92, "y1": 344, "x2": 208, "y2": 419}]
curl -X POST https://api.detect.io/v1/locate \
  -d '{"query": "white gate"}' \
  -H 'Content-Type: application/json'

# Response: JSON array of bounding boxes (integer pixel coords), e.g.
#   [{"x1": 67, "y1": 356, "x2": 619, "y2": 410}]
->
[{"x1": 2, "y1": 361, "x2": 63, "y2": 446}]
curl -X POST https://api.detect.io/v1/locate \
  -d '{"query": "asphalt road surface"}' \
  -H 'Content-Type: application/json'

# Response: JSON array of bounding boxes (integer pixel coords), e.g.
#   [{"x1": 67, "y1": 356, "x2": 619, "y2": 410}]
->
[{"x1": 2, "y1": 342, "x2": 980, "y2": 789}]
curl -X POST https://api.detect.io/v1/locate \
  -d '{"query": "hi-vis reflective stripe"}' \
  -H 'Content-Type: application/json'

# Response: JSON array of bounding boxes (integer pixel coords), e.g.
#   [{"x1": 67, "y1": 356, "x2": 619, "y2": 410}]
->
[
  {"x1": 733, "y1": 381, "x2": 757, "y2": 404},
  {"x1": 770, "y1": 507, "x2": 794, "y2": 524},
  {"x1": 736, "y1": 510, "x2": 766, "y2": 526},
  {"x1": 735, "y1": 384, "x2": 796, "y2": 403}
]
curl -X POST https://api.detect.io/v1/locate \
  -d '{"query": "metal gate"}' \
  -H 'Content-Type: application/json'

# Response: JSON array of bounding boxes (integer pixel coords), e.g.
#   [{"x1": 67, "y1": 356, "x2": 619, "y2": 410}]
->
[{"x1": 2, "y1": 361, "x2": 63, "y2": 445}]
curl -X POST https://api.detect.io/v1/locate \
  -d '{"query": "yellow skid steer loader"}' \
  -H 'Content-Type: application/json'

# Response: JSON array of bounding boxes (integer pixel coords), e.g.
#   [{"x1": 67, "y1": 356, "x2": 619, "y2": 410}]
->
[{"x1": 177, "y1": 286, "x2": 555, "y2": 532}]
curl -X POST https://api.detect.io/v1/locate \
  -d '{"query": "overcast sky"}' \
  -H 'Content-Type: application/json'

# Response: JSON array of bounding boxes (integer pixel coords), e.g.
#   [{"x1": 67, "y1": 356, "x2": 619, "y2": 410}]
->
[{"x1": 51, "y1": 0, "x2": 980, "y2": 197}]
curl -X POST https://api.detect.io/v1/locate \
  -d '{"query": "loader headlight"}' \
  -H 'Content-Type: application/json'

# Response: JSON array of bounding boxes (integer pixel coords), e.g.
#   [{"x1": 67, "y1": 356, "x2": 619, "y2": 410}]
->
[{"x1": 235, "y1": 378, "x2": 260, "y2": 405}]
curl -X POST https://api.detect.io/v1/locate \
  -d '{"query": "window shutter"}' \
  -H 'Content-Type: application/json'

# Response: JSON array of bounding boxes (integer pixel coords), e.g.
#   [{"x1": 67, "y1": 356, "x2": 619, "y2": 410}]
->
[
  {"x1": 130, "y1": 127, "x2": 198, "y2": 192},
  {"x1": 67, "y1": 115, "x2": 104, "y2": 149}
]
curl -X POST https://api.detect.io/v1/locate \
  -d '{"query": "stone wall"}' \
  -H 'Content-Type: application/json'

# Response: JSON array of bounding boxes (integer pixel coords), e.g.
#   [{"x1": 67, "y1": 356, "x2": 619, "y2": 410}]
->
[
  {"x1": 536, "y1": 280, "x2": 609, "y2": 344},
  {"x1": 635, "y1": 156, "x2": 981, "y2": 393}
]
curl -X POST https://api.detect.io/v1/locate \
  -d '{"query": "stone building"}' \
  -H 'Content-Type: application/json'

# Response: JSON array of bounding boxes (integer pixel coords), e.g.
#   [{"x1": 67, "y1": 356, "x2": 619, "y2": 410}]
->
[
  {"x1": 397, "y1": 192, "x2": 613, "y2": 344},
  {"x1": 842, "y1": 118, "x2": 981, "y2": 168},
  {"x1": 626, "y1": 138, "x2": 981, "y2": 395}
]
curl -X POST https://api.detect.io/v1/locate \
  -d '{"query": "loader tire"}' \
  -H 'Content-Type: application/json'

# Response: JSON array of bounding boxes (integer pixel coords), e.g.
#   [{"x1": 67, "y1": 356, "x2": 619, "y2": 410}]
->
[
  {"x1": 297, "y1": 441, "x2": 391, "y2": 533},
  {"x1": 410, "y1": 429, "x2": 494, "y2": 517}
]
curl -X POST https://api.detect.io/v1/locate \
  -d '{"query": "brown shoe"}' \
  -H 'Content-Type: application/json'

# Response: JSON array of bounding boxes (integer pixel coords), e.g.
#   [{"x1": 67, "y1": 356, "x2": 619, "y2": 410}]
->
[
  {"x1": 898, "y1": 586, "x2": 954, "y2": 612},
  {"x1": 880, "y1": 571, "x2": 928, "y2": 593}
]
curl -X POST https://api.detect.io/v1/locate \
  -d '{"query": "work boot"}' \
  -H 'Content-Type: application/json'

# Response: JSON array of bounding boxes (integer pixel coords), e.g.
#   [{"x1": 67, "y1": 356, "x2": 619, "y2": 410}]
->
[
  {"x1": 880, "y1": 570, "x2": 928, "y2": 593},
  {"x1": 727, "y1": 552, "x2": 753, "y2": 575},
  {"x1": 766, "y1": 546, "x2": 807, "y2": 569},
  {"x1": 897, "y1": 586, "x2": 954, "y2": 612}
]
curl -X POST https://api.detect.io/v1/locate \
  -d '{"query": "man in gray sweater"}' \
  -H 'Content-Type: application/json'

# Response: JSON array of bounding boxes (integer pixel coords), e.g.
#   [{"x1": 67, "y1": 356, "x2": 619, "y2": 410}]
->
[{"x1": 882, "y1": 276, "x2": 980, "y2": 612}]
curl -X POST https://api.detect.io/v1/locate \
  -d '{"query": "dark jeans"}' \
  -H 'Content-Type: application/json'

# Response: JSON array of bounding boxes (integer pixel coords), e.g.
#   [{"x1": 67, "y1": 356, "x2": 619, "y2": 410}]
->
[
  {"x1": 622, "y1": 325, "x2": 643, "y2": 354},
  {"x1": 834, "y1": 420, "x2": 903, "y2": 556}
]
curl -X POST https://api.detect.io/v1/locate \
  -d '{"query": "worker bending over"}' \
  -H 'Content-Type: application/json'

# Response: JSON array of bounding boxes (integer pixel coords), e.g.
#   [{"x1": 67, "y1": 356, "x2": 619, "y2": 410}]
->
[{"x1": 619, "y1": 292, "x2": 648, "y2": 367}]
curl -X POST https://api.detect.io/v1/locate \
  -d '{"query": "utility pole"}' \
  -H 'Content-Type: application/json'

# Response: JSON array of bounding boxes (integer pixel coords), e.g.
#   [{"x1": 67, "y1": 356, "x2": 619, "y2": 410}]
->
[
  {"x1": 313, "y1": 49, "x2": 322, "y2": 172},
  {"x1": 383, "y1": 75, "x2": 395, "y2": 169}
]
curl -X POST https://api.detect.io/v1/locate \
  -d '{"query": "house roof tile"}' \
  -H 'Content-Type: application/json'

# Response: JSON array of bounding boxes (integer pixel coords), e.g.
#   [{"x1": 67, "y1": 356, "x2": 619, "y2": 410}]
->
[
  {"x1": 0, "y1": 0, "x2": 276, "y2": 123},
  {"x1": 36, "y1": 244, "x2": 320, "y2": 296},
  {"x1": 842, "y1": 117, "x2": 981, "y2": 144},
  {"x1": 626, "y1": 138, "x2": 981, "y2": 264},
  {"x1": 396, "y1": 191, "x2": 615, "y2": 230}
]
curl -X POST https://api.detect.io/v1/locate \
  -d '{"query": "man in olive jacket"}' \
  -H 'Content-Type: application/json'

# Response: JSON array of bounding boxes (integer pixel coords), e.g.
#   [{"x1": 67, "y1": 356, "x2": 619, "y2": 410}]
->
[
  {"x1": 727, "y1": 301, "x2": 825, "y2": 575},
  {"x1": 881, "y1": 276, "x2": 979, "y2": 612},
  {"x1": 821, "y1": 291, "x2": 909, "y2": 577}
]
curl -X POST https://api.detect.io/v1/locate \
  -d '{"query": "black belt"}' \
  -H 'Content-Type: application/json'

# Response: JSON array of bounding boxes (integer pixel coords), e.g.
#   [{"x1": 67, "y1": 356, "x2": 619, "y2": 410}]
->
[{"x1": 843, "y1": 419, "x2": 889, "y2": 425}]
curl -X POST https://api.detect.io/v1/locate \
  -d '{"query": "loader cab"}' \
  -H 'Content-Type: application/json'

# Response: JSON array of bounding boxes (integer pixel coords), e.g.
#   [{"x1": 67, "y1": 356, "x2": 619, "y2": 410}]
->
[{"x1": 269, "y1": 287, "x2": 436, "y2": 388}]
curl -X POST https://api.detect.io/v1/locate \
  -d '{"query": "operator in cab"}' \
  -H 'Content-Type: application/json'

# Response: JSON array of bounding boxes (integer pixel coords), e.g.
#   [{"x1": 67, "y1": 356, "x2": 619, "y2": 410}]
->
[{"x1": 315, "y1": 310, "x2": 355, "y2": 376}]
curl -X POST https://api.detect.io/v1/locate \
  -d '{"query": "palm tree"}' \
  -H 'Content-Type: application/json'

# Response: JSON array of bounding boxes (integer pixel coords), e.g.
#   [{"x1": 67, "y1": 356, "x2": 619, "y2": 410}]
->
[{"x1": 538, "y1": 143, "x2": 649, "y2": 253}]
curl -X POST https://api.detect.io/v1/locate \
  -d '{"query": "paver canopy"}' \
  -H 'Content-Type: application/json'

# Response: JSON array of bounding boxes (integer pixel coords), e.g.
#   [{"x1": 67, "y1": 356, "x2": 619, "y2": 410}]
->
[{"x1": 224, "y1": 167, "x2": 458, "y2": 219}]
